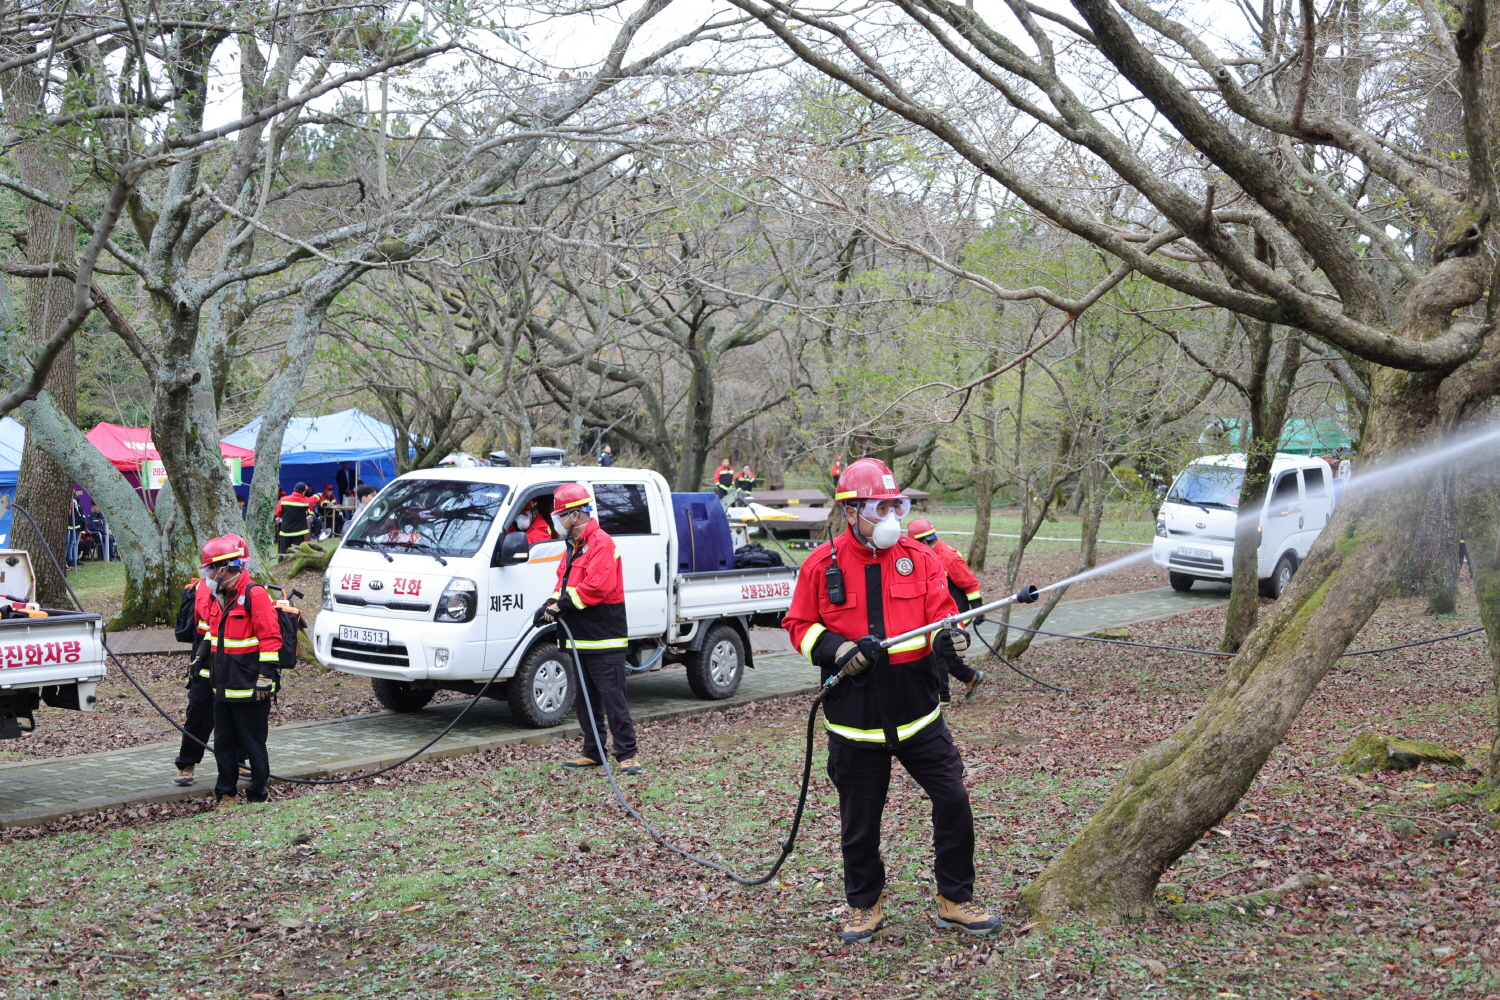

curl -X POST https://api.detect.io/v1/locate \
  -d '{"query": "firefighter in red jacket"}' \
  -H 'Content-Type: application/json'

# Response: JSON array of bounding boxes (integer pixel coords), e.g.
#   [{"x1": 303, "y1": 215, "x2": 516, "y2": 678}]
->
[
  {"x1": 510, "y1": 499, "x2": 554, "y2": 546},
  {"x1": 533, "y1": 483, "x2": 642, "y2": 774},
  {"x1": 172, "y1": 573, "x2": 216, "y2": 786},
  {"x1": 200, "y1": 535, "x2": 283, "y2": 806},
  {"x1": 784, "y1": 458, "x2": 999, "y2": 944},
  {"x1": 906, "y1": 519, "x2": 986, "y2": 706},
  {"x1": 275, "y1": 482, "x2": 316, "y2": 555}
]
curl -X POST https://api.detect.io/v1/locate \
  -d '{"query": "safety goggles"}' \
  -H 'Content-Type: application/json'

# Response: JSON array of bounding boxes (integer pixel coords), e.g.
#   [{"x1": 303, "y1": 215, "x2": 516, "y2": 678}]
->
[{"x1": 849, "y1": 497, "x2": 912, "y2": 520}]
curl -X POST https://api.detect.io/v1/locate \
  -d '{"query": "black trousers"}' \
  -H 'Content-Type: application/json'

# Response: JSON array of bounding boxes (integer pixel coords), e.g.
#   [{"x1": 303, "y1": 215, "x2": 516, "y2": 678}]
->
[
  {"x1": 174, "y1": 674, "x2": 215, "y2": 768},
  {"x1": 937, "y1": 656, "x2": 978, "y2": 702},
  {"x1": 576, "y1": 649, "x2": 637, "y2": 762},
  {"x1": 825, "y1": 718, "x2": 975, "y2": 907},
  {"x1": 213, "y1": 698, "x2": 271, "y2": 801}
]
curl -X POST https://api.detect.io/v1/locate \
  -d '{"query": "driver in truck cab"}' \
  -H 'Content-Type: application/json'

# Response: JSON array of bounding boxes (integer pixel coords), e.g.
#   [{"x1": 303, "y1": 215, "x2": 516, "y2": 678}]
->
[
  {"x1": 509, "y1": 499, "x2": 553, "y2": 546},
  {"x1": 534, "y1": 482, "x2": 643, "y2": 775}
]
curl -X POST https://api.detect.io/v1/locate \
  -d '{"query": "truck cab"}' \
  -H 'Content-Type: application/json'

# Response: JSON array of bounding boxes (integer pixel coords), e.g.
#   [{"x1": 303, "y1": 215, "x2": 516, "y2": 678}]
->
[
  {"x1": 312, "y1": 467, "x2": 797, "y2": 727},
  {"x1": 1152, "y1": 453, "x2": 1339, "y2": 597}
]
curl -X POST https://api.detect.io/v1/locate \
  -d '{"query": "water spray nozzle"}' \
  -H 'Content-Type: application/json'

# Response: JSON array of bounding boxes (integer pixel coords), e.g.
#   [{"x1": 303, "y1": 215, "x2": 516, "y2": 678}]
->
[{"x1": 1014, "y1": 584, "x2": 1039, "y2": 604}]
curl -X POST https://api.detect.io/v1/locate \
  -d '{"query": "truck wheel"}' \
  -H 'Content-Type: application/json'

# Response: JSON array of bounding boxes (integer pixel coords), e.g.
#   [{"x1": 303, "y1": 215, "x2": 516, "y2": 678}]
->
[
  {"x1": 370, "y1": 678, "x2": 435, "y2": 714},
  {"x1": 508, "y1": 642, "x2": 575, "y2": 728},
  {"x1": 1268, "y1": 555, "x2": 1296, "y2": 599},
  {"x1": 687, "y1": 623, "x2": 744, "y2": 700},
  {"x1": 1168, "y1": 572, "x2": 1195, "y2": 592}
]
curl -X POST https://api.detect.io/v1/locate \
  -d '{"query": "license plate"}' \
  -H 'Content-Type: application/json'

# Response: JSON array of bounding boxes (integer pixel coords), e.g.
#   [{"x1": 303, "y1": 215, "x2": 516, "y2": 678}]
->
[
  {"x1": 1177, "y1": 546, "x2": 1212, "y2": 560},
  {"x1": 339, "y1": 625, "x2": 389, "y2": 646}
]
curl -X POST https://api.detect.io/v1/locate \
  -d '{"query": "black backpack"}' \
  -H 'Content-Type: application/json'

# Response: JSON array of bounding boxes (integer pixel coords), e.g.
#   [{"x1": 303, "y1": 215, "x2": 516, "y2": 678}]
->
[
  {"x1": 174, "y1": 582, "x2": 200, "y2": 644},
  {"x1": 734, "y1": 543, "x2": 784, "y2": 569},
  {"x1": 249, "y1": 584, "x2": 305, "y2": 671}
]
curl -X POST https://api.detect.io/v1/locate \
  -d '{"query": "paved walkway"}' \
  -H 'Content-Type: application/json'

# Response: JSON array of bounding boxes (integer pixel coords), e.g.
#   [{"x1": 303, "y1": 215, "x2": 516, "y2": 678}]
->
[
  {"x1": 0, "y1": 586, "x2": 1228, "y2": 827},
  {"x1": 105, "y1": 629, "x2": 188, "y2": 655}
]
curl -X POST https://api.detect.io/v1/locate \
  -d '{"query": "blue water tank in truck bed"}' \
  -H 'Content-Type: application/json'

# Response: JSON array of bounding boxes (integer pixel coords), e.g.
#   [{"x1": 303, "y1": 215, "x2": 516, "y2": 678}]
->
[{"x1": 671, "y1": 493, "x2": 734, "y2": 573}]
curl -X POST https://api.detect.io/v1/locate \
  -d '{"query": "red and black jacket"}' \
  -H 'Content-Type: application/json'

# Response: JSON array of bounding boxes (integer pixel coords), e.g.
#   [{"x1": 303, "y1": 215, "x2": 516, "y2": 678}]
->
[
  {"x1": 931, "y1": 537, "x2": 983, "y2": 610},
  {"x1": 275, "y1": 492, "x2": 315, "y2": 538},
  {"x1": 202, "y1": 572, "x2": 284, "y2": 702},
  {"x1": 550, "y1": 518, "x2": 627, "y2": 652},
  {"x1": 783, "y1": 530, "x2": 957, "y2": 746}
]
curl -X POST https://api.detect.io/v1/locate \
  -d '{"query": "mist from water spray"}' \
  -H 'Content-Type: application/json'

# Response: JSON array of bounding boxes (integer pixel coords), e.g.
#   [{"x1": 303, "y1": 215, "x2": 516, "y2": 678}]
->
[{"x1": 1035, "y1": 546, "x2": 1157, "y2": 595}]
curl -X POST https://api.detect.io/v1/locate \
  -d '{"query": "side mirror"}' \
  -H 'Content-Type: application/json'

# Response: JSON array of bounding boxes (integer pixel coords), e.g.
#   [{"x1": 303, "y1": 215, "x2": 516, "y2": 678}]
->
[
  {"x1": 1154, "y1": 485, "x2": 1167, "y2": 497},
  {"x1": 499, "y1": 531, "x2": 530, "y2": 565}
]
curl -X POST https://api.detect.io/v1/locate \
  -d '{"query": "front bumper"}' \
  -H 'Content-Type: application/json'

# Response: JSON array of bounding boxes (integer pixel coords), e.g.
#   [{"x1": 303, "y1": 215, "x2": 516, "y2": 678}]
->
[
  {"x1": 313, "y1": 609, "x2": 487, "y2": 681},
  {"x1": 1152, "y1": 536, "x2": 1232, "y2": 580}
]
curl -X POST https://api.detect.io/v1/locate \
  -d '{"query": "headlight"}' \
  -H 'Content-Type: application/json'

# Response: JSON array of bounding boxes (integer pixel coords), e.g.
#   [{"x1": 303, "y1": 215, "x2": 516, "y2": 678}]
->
[
  {"x1": 322, "y1": 575, "x2": 332, "y2": 610},
  {"x1": 1155, "y1": 519, "x2": 1168, "y2": 538},
  {"x1": 434, "y1": 577, "x2": 477, "y2": 623}
]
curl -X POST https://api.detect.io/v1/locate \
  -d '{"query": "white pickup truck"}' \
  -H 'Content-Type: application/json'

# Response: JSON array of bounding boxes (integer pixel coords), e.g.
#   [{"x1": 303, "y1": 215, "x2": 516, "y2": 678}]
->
[
  {"x1": 0, "y1": 550, "x2": 106, "y2": 740},
  {"x1": 313, "y1": 467, "x2": 797, "y2": 728}
]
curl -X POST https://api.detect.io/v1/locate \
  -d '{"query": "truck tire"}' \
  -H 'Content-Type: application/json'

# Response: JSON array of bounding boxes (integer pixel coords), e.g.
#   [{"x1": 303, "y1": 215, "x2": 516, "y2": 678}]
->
[
  {"x1": 370, "y1": 678, "x2": 435, "y2": 714},
  {"x1": 1265, "y1": 554, "x2": 1296, "y2": 599},
  {"x1": 687, "y1": 623, "x2": 744, "y2": 700},
  {"x1": 1168, "y1": 572, "x2": 1195, "y2": 592},
  {"x1": 508, "y1": 642, "x2": 575, "y2": 728}
]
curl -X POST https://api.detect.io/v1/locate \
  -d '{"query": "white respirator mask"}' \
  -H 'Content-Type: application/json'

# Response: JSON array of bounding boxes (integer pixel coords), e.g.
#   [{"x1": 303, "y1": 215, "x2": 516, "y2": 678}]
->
[
  {"x1": 869, "y1": 512, "x2": 903, "y2": 550},
  {"x1": 515, "y1": 513, "x2": 532, "y2": 530}
]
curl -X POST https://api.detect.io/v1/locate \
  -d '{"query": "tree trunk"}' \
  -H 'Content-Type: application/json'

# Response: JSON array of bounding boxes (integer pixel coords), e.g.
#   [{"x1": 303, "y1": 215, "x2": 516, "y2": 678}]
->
[
  {"x1": 19, "y1": 391, "x2": 174, "y2": 627},
  {"x1": 1401, "y1": 474, "x2": 1461, "y2": 613},
  {"x1": 1455, "y1": 444, "x2": 1500, "y2": 793},
  {"x1": 1006, "y1": 450, "x2": 1104, "y2": 657},
  {"x1": 1221, "y1": 439, "x2": 1275, "y2": 651},
  {"x1": 1020, "y1": 364, "x2": 1441, "y2": 923},
  {"x1": 3, "y1": 60, "x2": 76, "y2": 605},
  {"x1": 675, "y1": 339, "x2": 714, "y2": 492}
]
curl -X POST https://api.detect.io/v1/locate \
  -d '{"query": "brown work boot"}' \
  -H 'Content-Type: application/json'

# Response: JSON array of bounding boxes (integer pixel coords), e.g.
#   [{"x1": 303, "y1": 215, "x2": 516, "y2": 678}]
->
[
  {"x1": 175, "y1": 766, "x2": 195, "y2": 787},
  {"x1": 934, "y1": 893, "x2": 1000, "y2": 935},
  {"x1": 963, "y1": 670, "x2": 987, "y2": 699},
  {"x1": 562, "y1": 757, "x2": 601, "y2": 769},
  {"x1": 841, "y1": 892, "x2": 887, "y2": 945},
  {"x1": 214, "y1": 794, "x2": 237, "y2": 811},
  {"x1": 619, "y1": 757, "x2": 644, "y2": 775}
]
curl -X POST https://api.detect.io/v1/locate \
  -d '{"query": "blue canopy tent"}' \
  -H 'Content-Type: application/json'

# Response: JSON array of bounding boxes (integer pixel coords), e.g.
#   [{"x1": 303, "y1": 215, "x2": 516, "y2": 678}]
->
[
  {"x1": 224, "y1": 408, "x2": 401, "y2": 496},
  {"x1": 0, "y1": 417, "x2": 22, "y2": 544}
]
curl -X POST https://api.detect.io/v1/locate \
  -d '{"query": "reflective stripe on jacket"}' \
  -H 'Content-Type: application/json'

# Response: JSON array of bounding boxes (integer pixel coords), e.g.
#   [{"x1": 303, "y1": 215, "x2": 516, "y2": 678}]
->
[
  {"x1": 203, "y1": 572, "x2": 284, "y2": 702},
  {"x1": 783, "y1": 530, "x2": 956, "y2": 746},
  {"x1": 275, "y1": 493, "x2": 315, "y2": 537},
  {"x1": 932, "y1": 538, "x2": 982, "y2": 605},
  {"x1": 550, "y1": 519, "x2": 627, "y2": 650}
]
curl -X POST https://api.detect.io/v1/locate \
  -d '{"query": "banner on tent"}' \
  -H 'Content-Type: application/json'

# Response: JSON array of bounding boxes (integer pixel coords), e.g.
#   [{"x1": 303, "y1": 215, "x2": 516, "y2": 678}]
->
[{"x1": 143, "y1": 457, "x2": 243, "y2": 489}]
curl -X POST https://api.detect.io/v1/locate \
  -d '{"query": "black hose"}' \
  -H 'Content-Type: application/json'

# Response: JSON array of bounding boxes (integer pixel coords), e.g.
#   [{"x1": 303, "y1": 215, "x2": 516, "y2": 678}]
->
[
  {"x1": 14, "y1": 502, "x2": 531, "y2": 787},
  {"x1": 970, "y1": 623, "x2": 1070, "y2": 692},
  {"x1": 557, "y1": 614, "x2": 821, "y2": 887}
]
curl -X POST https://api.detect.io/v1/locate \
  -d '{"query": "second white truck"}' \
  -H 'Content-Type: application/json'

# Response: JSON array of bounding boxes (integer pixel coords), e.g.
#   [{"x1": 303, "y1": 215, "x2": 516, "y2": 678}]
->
[{"x1": 313, "y1": 467, "x2": 797, "y2": 727}]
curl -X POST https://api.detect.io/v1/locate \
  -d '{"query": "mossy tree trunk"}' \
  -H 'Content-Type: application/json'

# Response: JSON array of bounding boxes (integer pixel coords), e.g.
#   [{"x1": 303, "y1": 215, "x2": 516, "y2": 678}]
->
[
  {"x1": 1455, "y1": 436, "x2": 1500, "y2": 792},
  {"x1": 1022, "y1": 362, "x2": 1444, "y2": 922}
]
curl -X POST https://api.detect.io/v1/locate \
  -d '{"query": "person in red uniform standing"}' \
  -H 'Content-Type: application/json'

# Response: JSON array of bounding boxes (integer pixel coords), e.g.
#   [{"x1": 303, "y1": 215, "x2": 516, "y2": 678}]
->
[
  {"x1": 534, "y1": 483, "x2": 642, "y2": 774},
  {"x1": 200, "y1": 535, "x2": 284, "y2": 806},
  {"x1": 274, "y1": 483, "x2": 317, "y2": 555},
  {"x1": 906, "y1": 519, "x2": 986, "y2": 706},
  {"x1": 171, "y1": 570, "x2": 217, "y2": 786},
  {"x1": 830, "y1": 455, "x2": 842, "y2": 487},
  {"x1": 783, "y1": 458, "x2": 999, "y2": 944}
]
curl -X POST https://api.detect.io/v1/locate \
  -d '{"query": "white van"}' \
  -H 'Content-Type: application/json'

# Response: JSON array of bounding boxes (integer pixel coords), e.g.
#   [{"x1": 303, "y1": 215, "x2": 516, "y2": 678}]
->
[
  {"x1": 312, "y1": 467, "x2": 797, "y2": 728},
  {"x1": 1152, "y1": 453, "x2": 1338, "y2": 598}
]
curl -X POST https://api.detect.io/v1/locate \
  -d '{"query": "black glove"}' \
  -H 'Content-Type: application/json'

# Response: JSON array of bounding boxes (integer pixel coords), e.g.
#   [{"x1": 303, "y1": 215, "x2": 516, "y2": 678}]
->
[
  {"x1": 971, "y1": 613, "x2": 987, "y2": 626},
  {"x1": 935, "y1": 628, "x2": 970, "y2": 659},
  {"x1": 532, "y1": 600, "x2": 561, "y2": 628}
]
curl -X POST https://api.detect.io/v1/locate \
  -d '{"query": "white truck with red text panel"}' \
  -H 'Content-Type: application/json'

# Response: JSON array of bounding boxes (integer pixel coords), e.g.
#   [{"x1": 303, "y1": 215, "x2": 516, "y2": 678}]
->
[
  {"x1": 312, "y1": 468, "x2": 797, "y2": 727},
  {"x1": 0, "y1": 550, "x2": 105, "y2": 740}
]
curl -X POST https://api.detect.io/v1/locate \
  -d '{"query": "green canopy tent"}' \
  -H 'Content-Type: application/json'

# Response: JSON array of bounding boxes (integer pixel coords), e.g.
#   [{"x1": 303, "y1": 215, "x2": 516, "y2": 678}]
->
[{"x1": 1202, "y1": 417, "x2": 1352, "y2": 456}]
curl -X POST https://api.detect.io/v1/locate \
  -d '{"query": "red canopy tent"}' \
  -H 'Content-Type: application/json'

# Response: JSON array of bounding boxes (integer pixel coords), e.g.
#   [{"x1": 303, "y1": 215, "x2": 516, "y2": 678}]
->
[{"x1": 84, "y1": 423, "x2": 256, "y2": 471}]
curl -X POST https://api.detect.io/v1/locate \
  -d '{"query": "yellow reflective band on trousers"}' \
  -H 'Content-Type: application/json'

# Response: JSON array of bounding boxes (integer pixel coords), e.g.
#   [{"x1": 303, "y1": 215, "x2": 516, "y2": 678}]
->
[
  {"x1": 565, "y1": 637, "x2": 628, "y2": 650},
  {"x1": 799, "y1": 623, "x2": 827, "y2": 662},
  {"x1": 824, "y1": 705, "x2": 942, "y2": 743},
  {"x1": 886, "y1": 634, "x2": 930, "y2": 656},
  {"x1": 223, "y1": 688, "x2": 256, "y2": 699},
  {"x1": 279, "y1": 529, "x2": 310, "y2": 537}
]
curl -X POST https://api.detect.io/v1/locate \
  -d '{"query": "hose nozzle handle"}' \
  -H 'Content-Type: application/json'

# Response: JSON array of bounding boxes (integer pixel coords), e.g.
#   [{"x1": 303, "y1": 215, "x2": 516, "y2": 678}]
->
[{"x1": 1014, "y1": 584, "x2": 1040, "y2": 604}]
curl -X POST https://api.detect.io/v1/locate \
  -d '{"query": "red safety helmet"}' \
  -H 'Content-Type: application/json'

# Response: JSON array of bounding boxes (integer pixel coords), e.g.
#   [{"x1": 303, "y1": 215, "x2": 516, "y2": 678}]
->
[
  {"x1": 907, "y1": 518, "x2": 938, "y2": 542},
  {"x1": 553, "y1": 482, "x2": 593, "y2": 512},
  {"x1": 201, "y1": 533, "x2": 248, "y2": 568},
  {"x1": 834, "y1": 457, "x2": 902, "y2": 502}
]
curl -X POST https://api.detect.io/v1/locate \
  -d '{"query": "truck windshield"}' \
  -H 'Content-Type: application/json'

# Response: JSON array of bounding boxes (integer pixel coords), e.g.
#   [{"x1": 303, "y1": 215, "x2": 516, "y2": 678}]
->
[
  {"x1": 1166, "y1": 464, "x2": 1244, "y2": 509},
  {"x1": 346, "y1": 480, "x2": 508, "y2": 558}
]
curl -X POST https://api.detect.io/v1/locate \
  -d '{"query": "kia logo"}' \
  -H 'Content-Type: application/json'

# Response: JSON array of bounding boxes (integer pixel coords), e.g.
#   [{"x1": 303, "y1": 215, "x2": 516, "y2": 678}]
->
[
  {"x1": 368, "y1": 579, "x2": 385, "y2": 591},
  {"x1": 1195, "y1": 522, "x2": 1206, "y2": 529}
]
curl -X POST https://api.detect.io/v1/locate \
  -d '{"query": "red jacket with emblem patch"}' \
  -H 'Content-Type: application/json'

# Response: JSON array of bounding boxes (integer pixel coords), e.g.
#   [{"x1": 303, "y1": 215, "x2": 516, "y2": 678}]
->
[
  {"x1": 783, "y1": 529, "x2": 957, "y2": 745},
  {"x1": 202, "y1": 571, "x2": 284, "y2": 702},
  {"x1": 550, "y1": 518, "x2": 627, "y2": 649}
]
